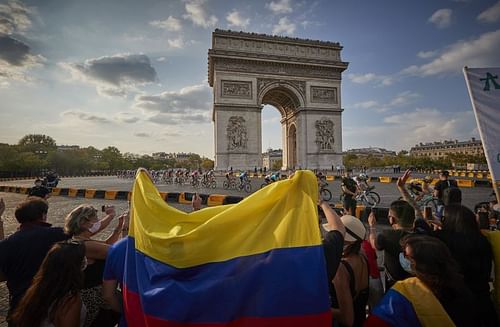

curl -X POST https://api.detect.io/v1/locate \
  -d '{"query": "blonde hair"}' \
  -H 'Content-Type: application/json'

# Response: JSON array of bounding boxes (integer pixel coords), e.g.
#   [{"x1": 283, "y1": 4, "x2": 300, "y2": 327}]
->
[{"x1": 64, "y1": 205, "x2": 97, "y2": 236}]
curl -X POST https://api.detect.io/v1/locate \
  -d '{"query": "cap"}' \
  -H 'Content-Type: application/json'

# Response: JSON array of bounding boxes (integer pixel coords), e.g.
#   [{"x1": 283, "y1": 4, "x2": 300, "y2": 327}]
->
[{"x1": 322, "y1": 215, "x2": 366, "y2": 242}]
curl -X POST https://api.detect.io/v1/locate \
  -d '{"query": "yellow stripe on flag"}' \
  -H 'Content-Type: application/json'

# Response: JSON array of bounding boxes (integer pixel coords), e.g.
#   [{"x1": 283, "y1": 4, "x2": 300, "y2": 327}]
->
[{"x1": 129, "y1": 170, "x2": 321, "y2": 268}]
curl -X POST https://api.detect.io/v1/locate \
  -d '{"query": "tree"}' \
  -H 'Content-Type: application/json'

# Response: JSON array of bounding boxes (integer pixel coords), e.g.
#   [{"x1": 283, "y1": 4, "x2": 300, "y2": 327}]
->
[
  {"x1": 271, "y1": 159, "x2": 282, "y2": 170},
  {"x1": 18, "y1": 134, "x2": 57, "y2": 151},
  {"x1": 201, "y1": 158, "x2": 214, "y2": 170}
]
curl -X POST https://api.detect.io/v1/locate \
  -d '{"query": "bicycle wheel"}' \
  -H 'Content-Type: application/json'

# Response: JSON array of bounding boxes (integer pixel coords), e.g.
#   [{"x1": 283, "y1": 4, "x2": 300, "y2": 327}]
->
[
  {"x1": 223, "y1": 180, "x2": 229, "y2": 189},
  {"x1": 211, "y1": 180, "x2": 217, "y2": 189},
  {"x1": 230, "y1": 181, "x2": 236, "y2": 190},
  {"x1": 320, "y1": 188, "x2": 332, "y2": 202},
  {"x1": 424, "y1": 198, "x2": 439, "y2": 215},
  {"x1": 363, "y1": 192, "x2": 380, "y2": 206},
  {"x1": 244, "y1": 183, "x2": 252, "y2": 193}
]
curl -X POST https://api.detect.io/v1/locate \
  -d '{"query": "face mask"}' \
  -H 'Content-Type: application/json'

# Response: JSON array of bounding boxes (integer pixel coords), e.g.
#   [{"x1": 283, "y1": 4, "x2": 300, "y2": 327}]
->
[
  {"x1": 81, "y1": 256, "x2": 88, "y2": 271},
  {"x1": 399, "y1": 252, "x2": 413, "y2": 274},
  {"x1": 88, "y1": 220, "x2": 101, "y2": 233}
]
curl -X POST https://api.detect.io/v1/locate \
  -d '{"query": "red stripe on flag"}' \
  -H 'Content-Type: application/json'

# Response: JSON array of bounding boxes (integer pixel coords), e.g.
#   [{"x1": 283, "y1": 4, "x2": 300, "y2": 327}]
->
[{"x1": 123, "y1": 287, "x2": 332, "y2": 326}]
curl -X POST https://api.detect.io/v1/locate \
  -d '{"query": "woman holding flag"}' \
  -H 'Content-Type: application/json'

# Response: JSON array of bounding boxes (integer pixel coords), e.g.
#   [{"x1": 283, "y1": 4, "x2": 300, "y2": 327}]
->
[{"x1": 365, "y1": 234, "x2": 479, "y2": 327}]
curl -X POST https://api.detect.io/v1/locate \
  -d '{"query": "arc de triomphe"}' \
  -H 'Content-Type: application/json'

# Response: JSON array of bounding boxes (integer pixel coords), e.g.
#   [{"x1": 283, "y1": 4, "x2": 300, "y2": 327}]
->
[{"x1": 208, "y1": 29, "x2": 348, "y2": 170}]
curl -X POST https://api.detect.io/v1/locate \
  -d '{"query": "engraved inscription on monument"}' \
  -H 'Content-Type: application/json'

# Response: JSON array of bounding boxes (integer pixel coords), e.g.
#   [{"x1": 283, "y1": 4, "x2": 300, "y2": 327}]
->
[
  {"x1": 315, "y1": 118, "x2": 335, "y2": 151},
  {"x1": 311, "y1": 86, "x2": 337, "y2": 104},
  {"x1": 221, "y1": 80, "x2": 252, "y2": 99},
  {"x1": 227, "y1": 116, "x2": 248, "y2": 151}
]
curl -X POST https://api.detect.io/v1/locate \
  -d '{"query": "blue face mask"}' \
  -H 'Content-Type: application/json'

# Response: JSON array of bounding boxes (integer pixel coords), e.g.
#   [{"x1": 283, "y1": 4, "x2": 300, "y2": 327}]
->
[{"x1": 399, "y1": 252, "x2": 413, "y2": 274}]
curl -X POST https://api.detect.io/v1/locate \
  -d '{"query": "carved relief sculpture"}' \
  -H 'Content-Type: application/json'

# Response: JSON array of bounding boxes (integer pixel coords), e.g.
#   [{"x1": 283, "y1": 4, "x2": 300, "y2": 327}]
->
[
  {"x1": 227, "y1": 116, "x2": 248, "y2": 151},
  {"x1": 221, "y1": 80, "x2": 252, "y2": 99},
  {"x1": 311, "y1": 86, "x2": 337, "y2": 103},
  {"x1": 315, "y1": 118, "x2": 335, "y2": 151}
]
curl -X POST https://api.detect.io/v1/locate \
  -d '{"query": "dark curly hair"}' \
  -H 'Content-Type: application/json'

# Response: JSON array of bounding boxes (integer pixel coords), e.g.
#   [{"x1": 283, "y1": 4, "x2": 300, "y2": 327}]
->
[{"x1": 11, "y1": 240, "x2": 86, "y2": 327}]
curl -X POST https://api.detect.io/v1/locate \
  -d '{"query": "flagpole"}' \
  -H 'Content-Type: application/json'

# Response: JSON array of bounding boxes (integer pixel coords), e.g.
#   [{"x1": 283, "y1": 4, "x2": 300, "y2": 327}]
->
[{"x1": 463, "y1": 67, "x2": 500, "y2": 205}]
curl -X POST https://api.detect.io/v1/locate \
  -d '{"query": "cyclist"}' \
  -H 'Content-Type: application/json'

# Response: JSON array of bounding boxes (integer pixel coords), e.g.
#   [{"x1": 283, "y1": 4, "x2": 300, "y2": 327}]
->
[
  {"x1": 341, "y1": 170, "x2": 357, "y2": 215},
  {"x1": 316, "y1": 172, "x2": 328, "y2": 188},
  {"x1": 353, "y1": 173, "x2": 371, "y2": 192},
  {"x1": 239, "y1": 171, "x2": 249, "y2": 184}
]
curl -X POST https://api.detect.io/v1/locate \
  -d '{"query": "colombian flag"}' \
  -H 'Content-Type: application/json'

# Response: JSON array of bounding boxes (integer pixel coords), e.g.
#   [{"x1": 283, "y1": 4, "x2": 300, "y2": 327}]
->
[
  {"x1": 365, "y1": 277, "x2": 455, "y2": 327},
  {"x1": 123, "y1": 170, "x2": 332, "y2": 326}
]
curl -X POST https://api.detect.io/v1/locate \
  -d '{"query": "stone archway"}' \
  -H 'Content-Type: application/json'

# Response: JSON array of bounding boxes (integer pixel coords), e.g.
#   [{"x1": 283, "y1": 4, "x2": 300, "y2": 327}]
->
[{"x1": 208, "y1": 29, "x2": 348, "y2": 170}]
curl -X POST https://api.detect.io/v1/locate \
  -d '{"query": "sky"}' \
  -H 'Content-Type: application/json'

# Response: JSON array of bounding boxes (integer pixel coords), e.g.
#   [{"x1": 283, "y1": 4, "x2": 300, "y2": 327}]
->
[{"x1": 0, "y1": 0, "x2": 499, "y2": 157}]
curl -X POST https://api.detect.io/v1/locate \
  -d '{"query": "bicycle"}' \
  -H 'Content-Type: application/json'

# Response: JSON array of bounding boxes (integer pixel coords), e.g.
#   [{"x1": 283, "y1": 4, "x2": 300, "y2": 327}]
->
[
  {"x1": 340, "y1": 186, "x2": 380, "y2": 207},
  {"x1": 238, "y1": 179, "x2": 252, "y2": 193},
  {"x1": 400, "y1": 187, "x2": 439, "y2": 215}
]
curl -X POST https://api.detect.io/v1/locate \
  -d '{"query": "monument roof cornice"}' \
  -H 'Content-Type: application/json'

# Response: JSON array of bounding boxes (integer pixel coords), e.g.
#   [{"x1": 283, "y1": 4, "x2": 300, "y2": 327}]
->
[
  {"x1": 213, "y1": 29, "x2": 343, "y2": 49},
  {"x1": 208, "y1": 49, "x2": 349, "y2": 67}
]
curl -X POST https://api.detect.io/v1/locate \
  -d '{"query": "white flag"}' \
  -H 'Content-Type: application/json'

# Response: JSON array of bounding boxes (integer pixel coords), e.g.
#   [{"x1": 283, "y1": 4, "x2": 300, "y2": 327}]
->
[{"x1": 463, "y1": 67, "x2": 500, "y2": 181}]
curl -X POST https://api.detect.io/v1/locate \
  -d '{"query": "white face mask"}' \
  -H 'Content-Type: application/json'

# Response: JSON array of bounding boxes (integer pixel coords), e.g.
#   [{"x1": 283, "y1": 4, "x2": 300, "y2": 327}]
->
[
  {"x1": 88, "y1": 220, "x2": 101, "y2": 233},
  {"x1": 399, "y1": 252, "x2": 414, "y2": 274}
]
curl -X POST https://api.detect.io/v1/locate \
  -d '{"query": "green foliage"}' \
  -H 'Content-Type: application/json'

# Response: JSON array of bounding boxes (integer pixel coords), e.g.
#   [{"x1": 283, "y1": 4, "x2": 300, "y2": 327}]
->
[{"x1": 271, "y1": 159, "x2": 282, "y2": 170}]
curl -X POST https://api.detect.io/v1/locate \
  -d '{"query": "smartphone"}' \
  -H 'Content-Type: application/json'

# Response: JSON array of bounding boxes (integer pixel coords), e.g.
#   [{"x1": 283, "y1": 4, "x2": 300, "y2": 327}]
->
[{"x1": 101, "y1": 205, "x2": 106, "y2": 212}]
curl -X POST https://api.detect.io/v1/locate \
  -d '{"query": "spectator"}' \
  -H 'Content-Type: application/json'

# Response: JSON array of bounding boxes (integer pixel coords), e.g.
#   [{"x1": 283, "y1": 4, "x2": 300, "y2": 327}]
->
[
  {"x1": 28, "y1": 179, "x2": 51, "y2": 199},
  {"x1": 368, "y1": 200, "x2": 415, "y2": 288},
  {"x1": 366, "y1": 235, "x2": 479, "y2": 326},
  {"x1": 434, "y1": 204, "x2": 498, "y2": 326},
  {"x1": 434, "y1": 170, "x2": 458, "y2": 218},
  {"x1": 10, "y1": 240, "x2": 87, "y2": 327},
  {"x1": 65, "y1": 205, "x2": 124, "y2": 327},
  {"x1": 361, "y1": 239, "x2": 383, "y2": 311},
  {"x1": 0, "y1": 197, "x2": 70, "y2": 322},
  {"x1": 330, "y1": 215, "x2": 368, "y2": 327},
  {"x1": 341, "y1": 170, "x2": 357, "y2": 215}
]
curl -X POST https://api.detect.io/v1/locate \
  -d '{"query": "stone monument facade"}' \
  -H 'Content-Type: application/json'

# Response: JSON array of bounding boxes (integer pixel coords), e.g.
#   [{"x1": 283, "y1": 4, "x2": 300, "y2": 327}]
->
[{"x1": 208, "y1": 29, "x2": 348, "y2": 170}]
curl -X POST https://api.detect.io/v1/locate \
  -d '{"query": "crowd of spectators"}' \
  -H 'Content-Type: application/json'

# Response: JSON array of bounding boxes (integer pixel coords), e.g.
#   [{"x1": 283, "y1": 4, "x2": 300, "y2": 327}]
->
[{"x1": 0, "y1": 168, "x2": 498, "y2": 326}]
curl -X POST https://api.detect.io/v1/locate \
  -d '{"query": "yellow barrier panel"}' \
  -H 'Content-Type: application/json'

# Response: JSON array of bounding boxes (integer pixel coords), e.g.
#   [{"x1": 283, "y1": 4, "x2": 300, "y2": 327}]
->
[
  {"x1": 178, "y1": 192, "x2": 191, "y2": 205},
  {"x1": 431, "y1": 179, "x2": 439, "y2": 186},
  {"x1": 208, "y1": 194, "x2": 226, "y2": 206},
  {"x1": 51, "y1": 188, "x2": 61, "y2": 196},
  {"x1": 68, "y1": 188, "x2": 78, "y2": 197},
  {"x1": 459, "y1": 172, "x2": 466, "y2": 177},
  {"x1": 326, "y1": 175, "x2": 334, "y2": 181},
  {"x1": 379, "y1": 176, "x2": 392, "y2": 183},
  {"x1": 85, "y1": 189, "x2": 96, "y2": 199},
  {"x1": 355, "y1": 205, "x2": 365, "y2": 219},
  {"x1": 19, "y1": 187, "x2": 28, "y2": 194},
  {"x1": 457, "y1": 179, "x2": 474, "y2": 188},
  {"x1": 159, "y1": 192, "x2": 168, "y2": 200},
  {"x1": 105, "y1": 191, "x2": 118, "y2": 200},
  {"x1": 467, "y1": 172, "x2": 475, "y2": 178},
  {"x1": 477, "y1": 173, "x2": 484, "y2": 179}
]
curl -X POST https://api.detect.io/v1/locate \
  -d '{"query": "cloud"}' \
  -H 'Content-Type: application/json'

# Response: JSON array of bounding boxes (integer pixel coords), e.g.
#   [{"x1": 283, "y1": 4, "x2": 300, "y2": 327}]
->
[
  {"x1": 168, "y1": 37, "x2": 185, "y2": 48},
  {"x1": 0, "y1": 0, "x2": 33, "y2": 35},
  {"x1": 0, "y1": 35, "x2": 44, "y2": 86},
  {"x1": 134, "y1": 83, "x2": 211, "y2": 125},
  {"x1": 417, "y1": 50, "x2": 437, "y2": 59},
  {"x1": 150, "y1": 16, "x2": 182, "y2": 31},
  {"x1": 477, "y1": 1, "x2": 500, "y2": 23},
  {"x1": 226, "y1": 10, "x2": 250, "y2": 28},
  {"x1": 352, "y1": 91, "x2": 419, "y2": 113},
  {"x1": 183, "y1": 0, "x2": 218, "y2": 28},
  {"x1": 115, "y1": 112, "x2": 141, "y2": 124},
  {"x1": 348, "y1": 73, "x2": 393, "y2": 86},
  {"x1": 266, "y1": 0, "x2": 293, "y2": 14},
  {"x1": 134, "y1": 132, "x2": 151, "y2": 138},
  {"x1": 402, "y1": 29, "x2": 500, "y2": 76},
  {"x1": 134, "y1": 83, "x2": 210, "y2": 114},
  {"x1": 61, "y1": 53, "x2": 157, "y2": 96},
  {"x1": 344, "y1": 108, "x2": 477, "y2": 151},
  {"x1": 272, "y1": 17, "x2": 296, "y2": 35},
  {"x1": 61, "y1": 110, "x2": 112, "y2": 124},
  {"x1": 147, "y1": 112, "x2": 210, "y2": 125},
  {"x1": 353, "y1": 100, "x2": 379, "y2": 109},
  {"x1": 428, "y1": 8, "x2": 452, "y2": 29}
]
